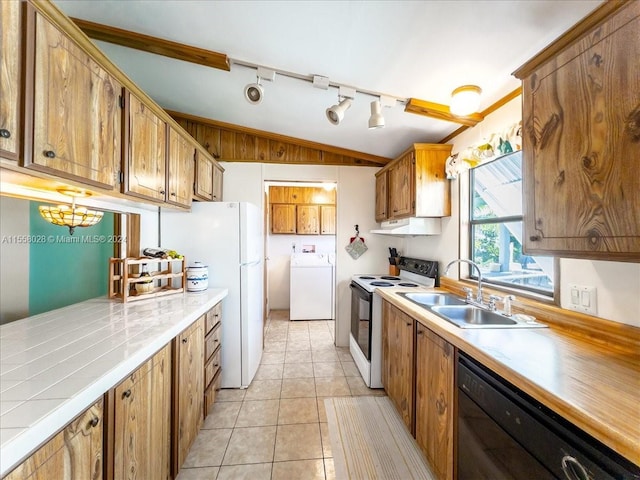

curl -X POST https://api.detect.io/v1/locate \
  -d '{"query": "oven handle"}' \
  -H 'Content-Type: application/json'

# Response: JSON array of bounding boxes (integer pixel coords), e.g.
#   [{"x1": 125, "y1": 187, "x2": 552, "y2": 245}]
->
[{"x1": 350, "y1": 281, "x2": 372, "y2": 300}]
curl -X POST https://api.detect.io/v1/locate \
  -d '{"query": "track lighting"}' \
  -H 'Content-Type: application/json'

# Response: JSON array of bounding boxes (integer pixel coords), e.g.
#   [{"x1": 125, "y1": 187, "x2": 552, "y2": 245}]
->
[
  {"x1": 450, "y1": 85, "x2": 482, "y2": 116},
  {"x1": 326, "y1": 86, "x2": 356, "y2": 126},
  {"x1": 368, "y1": 100, "x2": 385, "y2": 129},
  {"x1": 243, "y1": 67, "x2": 275, "y2": 105}
]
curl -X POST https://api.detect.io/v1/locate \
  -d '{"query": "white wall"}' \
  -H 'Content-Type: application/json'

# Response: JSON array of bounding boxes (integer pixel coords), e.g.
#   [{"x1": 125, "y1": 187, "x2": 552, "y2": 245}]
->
[
  {"x1": 406, "y1": 96, "x2": 640, "y2": 327},
  {"x1": 219, "y1": 162, "x2": 402, "y2": 346}
]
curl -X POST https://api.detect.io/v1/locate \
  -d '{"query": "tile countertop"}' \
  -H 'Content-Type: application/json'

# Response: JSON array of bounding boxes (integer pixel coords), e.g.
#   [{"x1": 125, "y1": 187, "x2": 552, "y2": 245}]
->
[
  {"x1": 0, "y1": 288, "x2": 228, "y2": 477},
  {"x1": 377, "y1": 287, "x2": 640, "y2": 468}
]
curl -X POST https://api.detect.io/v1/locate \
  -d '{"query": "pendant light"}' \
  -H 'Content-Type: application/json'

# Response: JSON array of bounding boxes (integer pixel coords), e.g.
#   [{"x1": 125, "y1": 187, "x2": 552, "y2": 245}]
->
[{"x1": 38, "y1": 188, "x2": 104, "y2": 235}]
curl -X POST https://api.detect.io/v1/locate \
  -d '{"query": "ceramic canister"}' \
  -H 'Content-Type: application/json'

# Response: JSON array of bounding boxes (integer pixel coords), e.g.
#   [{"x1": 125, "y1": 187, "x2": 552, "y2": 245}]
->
[{"x1": 186, "y1": 262, "x2": 209, "y2": 292}]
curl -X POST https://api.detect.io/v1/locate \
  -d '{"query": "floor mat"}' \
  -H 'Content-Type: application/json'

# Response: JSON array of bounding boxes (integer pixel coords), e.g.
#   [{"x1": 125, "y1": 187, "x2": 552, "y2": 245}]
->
[{"x1": 325, "y1": 396, "x2": 436, "y2": 480}]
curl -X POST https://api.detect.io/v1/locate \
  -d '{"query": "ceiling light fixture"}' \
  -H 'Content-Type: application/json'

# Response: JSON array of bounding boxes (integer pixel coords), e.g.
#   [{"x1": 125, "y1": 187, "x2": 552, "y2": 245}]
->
[
  {"x1": 244, "y1": 67, "x2": 276, "y2": 105},
  {"x1": 368, "y1": 100, "x2": 385, "y2": 129},
  {"x1": 326, "y1": 86, "x2": 356, "y2": 126},
  {"x1": 449, "y1": 85, "x2": 482, "y2": 116},
  {"x1": 38, "y1": 188, "x2": 103, "y2": 235}
]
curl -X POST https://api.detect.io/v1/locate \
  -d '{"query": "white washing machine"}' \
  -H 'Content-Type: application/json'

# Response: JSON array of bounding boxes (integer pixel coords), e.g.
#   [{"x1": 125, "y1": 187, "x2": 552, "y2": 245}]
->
[{"x1": 290, "y1": 253, "x2": 334, "y2": 320}]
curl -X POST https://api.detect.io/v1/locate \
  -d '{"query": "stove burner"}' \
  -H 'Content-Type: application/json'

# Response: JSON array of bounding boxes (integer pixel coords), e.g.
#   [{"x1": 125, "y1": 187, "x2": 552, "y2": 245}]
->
[
  {"x1": 398, "y1": 282, "x2": 419, "y2": 287},
  {"x1": 370, "y1": 281, "x2": 394, "y2": 287},
  {"x1": 381, "y1": 276, "x2": 401, "y2": 280},
  {"x1": 359, "y1": 276, "x2": 376, "y2": 280}
]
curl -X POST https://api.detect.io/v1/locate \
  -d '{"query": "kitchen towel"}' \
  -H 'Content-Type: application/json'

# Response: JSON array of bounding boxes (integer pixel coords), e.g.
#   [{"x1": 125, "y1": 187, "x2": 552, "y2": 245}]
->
[{"x1": 325, "y1": 396, "x2": 436, "y2": 480}]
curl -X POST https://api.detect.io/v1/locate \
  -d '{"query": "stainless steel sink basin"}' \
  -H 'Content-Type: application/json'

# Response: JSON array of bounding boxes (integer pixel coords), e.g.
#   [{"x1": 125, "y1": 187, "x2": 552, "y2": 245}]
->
[
  {"x1": 399, "y1": 292, "x2": 467, "y2": 307},
  {"x1": 430, "y1": 305, "x2": 547, "y2": 329}
]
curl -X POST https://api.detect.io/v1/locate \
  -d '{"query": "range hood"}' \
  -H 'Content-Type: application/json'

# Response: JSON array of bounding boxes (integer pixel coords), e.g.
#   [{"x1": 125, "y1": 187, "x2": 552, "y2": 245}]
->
[{"x1": 370, "y1": 217, "x2": 442, "y2": 236}]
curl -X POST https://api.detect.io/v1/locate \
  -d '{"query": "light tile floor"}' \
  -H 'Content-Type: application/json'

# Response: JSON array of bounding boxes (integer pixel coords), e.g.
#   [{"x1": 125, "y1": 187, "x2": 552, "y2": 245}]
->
[{"x1": 177, "y1": 310, "x2": 385, "y2": 480}]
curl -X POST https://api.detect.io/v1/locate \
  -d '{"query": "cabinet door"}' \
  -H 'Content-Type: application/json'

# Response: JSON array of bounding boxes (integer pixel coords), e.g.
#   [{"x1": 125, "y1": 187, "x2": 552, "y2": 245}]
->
[
  {"x1": 415, "y1": 324, "x2": 454, "y2": 480},
  {"x1": 271, "y1": 204, "x2": 296, "y2": 234},
  {"x1": 522, "y1": 5, "x2": 640, "y2": 260},
  {"x1": 381, "y1": 301, "x2": 414, "y2": 432},
  {"x1": 167, "y1": 127, "x2": 194, "y2": 208},
  {"x1": 125, "y1": 93, "x2": 167, "y2": 201},
  {"x1": 296, "y1": 205, "x2": 320, "y2": 234},
  {"x1": 5, "y1": 399, "x2": 103, "y2": 480},
  {"x1": 375, "y1": 171, "x2": 388, "y2": 222},
  {"x1": 320, "y1": 205, "x2": 336, "y2": 235},
  {"x1": 388, "y1": 152, "x2": 415, "y2": 218},
  {"x1": 194, "y1": 149, "x2": 213, "y2": 200},
  {"x1": 113, "y1": 344, "x2": 171, "y2": 480},
  {"x1": 174, "y1": 318, "x2": 204, "y2": 472},
  {"x1": 212, "y1": 161, "x2": 224, "y2": 201},
  {"x1": 28, "y1": 9, "x2": 122, "y2": 189},
  {"x1": 0, "y1": 0, "x2": 21, "y2": 161}
]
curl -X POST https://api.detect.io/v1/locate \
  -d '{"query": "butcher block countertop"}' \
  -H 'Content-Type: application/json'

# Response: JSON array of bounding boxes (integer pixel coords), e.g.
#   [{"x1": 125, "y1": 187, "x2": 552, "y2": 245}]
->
[
  {"x1": 377, "y1": 287, "x2": 640, "y2": 467},
  {"x1": 0, "y1": 288, "x2": 228, "y2": 477}
]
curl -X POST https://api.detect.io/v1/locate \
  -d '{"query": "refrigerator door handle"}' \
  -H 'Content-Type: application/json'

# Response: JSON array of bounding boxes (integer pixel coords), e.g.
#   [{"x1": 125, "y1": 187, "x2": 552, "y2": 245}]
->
[{"x1": 240, "y1": 260, "x2": 262, "y2": 267}]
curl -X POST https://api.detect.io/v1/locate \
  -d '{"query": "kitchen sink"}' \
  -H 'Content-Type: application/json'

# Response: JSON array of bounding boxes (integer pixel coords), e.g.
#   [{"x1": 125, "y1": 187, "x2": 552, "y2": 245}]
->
[
  {"x1": 399, "y1": 292, "x2": 467, "y2": 307},
  {"x1": 430, "y1": 305, "x2": 547, "y2": 329}
]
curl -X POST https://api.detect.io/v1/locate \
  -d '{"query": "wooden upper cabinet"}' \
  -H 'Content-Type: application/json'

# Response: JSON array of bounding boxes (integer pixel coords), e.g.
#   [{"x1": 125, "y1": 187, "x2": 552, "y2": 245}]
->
[
  {"x1": 320, "y1": 205, "x2": 336, "y2": 235},
  {"x1": 26, "y1": 8, "x2": 122, "y2": 189},
  {"x1": 271, "y1": 204, "x2": 296, "y2": 234},
  {"x1": 377, "y1": 144, "x2": 452, "y2": 221},
  {"x1": 375, "y1": 171, "x2": 388, "y2": 222},
  {"x1": 212, "y1": 161, "x2": 224, "y2": 201},
  {"x1": 415, "y1": 324, "x2": 454, "y2": 480},
  {"x1": 194, "y1": 149, "x2": 214, "y2": 201},
  {"x1": 0, "y1": 0, "x2": 21, "y2": 161},
  {"x1": 296, "y1": 205, "x2": 320, "y2": 235},
  {"x1": 125, "y1": 93, "x2": 167, "y2": 202},
  {"x1": 167, "y1": 127, "x2": 194, "y2": 208},
  {"x1": 515, "y1": 1, "x2": 640, "y2": 261},
  {"x1": 5, "y1": 399, "x2": 103, "y2": 480}
]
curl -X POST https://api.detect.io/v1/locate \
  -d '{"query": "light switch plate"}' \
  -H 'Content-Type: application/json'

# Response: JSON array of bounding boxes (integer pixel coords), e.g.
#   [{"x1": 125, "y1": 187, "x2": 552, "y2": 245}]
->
[{"x1": 568, "y1": 284, "x2": 597, "y2": 315}]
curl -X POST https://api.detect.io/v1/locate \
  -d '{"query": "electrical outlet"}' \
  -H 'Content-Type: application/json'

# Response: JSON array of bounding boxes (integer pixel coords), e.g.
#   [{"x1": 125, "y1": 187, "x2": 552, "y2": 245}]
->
[{"x1": 568, "y1": 284, "x2": 597, "y2": 315}]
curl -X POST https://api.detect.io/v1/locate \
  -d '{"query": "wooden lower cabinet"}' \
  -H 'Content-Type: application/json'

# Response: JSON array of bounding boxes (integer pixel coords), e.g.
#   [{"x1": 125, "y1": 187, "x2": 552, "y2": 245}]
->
[
  {"x1": 381, "y1": 300, "x2": 415, "y2": 432},
  {"x1": 111, "y1": 343, "x2": 171, "y2": 480},
  {"x1": 4, "y1": 399, "x2": 103, "y2": 480},
  {"x1": 204, "y1": 302, "x2": 223, "y2": 417},
  {"x1": 415, "y1": 323, "x2": 455, "y2": 480},
  {"x1": 173, "y1": 317, "x2": 204, "y2": 474}
]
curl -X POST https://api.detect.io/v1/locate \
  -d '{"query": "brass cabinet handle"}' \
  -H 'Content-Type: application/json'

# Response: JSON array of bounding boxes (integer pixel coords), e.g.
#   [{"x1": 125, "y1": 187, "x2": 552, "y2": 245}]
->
[
  {"x1": 122, "y1": 389, "x2": 132, "y2": 399},
  {"x1": 44, "y1": 150, "x2": 56, "y2": 158},
  {"x1": 90, "y1": 416, "x2": 99, "y2": 427},
  {"x1": 0, "y1": 129, "x2": 10, "y2": 138}
]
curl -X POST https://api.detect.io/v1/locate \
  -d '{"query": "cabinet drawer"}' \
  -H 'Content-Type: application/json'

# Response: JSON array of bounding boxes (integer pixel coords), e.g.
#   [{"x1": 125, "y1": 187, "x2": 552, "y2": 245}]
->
[
  {"x1": 205, "y1": 303, "x2": 222, "y2": 335},
  {"x1": 204, "y1": 370, "x2": 222, "y2": 417},
  {"x1": 205, "y1": 323, "x2": 222, "y2": 360},
  {"x1": 205, "y1": 347, "x2": 221, "y2": 388}
]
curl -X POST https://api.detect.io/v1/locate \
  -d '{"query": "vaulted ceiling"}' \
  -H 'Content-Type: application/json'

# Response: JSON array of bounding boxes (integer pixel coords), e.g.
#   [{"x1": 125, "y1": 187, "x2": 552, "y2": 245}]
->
[{"x1": 55, "y1": 0, "x2": 602, "y2": 160}]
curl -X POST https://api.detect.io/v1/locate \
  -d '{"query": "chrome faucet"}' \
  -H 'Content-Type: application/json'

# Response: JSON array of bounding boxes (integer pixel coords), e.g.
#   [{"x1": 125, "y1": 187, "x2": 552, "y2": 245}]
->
[{"x1": 444, "y1": 259, "x2": 484, "y2": 305}]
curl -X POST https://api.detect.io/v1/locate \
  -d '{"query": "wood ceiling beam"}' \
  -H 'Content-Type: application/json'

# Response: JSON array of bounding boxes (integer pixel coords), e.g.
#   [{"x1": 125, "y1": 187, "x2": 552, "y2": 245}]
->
[
  {"x1": 404, "y1": 98, "x2": 484, "y2": 126},
  {"x1": 71, "y1": 17, "x2": 230, "y2": 71}
]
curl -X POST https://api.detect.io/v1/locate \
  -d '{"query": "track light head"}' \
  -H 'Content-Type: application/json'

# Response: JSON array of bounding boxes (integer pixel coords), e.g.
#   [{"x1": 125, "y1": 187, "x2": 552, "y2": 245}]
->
[
  {"x1": 368, "y1": 100, "x2": 385, "y2": 129},
  {"x1": 244, "y1": 80, "x2": 264, "y2": 105},
  {"x1": 326, "y1": 98, "x2": 352, "y2": 125}
]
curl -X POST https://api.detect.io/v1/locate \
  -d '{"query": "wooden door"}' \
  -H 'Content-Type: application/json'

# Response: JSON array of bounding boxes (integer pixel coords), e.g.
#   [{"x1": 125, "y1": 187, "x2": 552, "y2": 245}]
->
[
  {"x1": 113, "y1": 344, "x2": 171, "y2": 480},
  {"x1": 415, "y1": 324, "x2": 454, "y2": 480},
  {"x1": 28, "y1": 9, "x2": 122, "y2": 189},
  {"x1": 194, "y1": 150, "x2": 214, "y2": 200},
  {"x1": 381, "y1": 300, "x2": 415, "y2": 432},
  {"x1": 521, "y1": 4, "x2": 640, "y2": 260},
  {"x1": 174, "y1": 318, "x2": 204, "y2": 472},
  {"x1": 320, "y1": 205, "x2": 336, "y2": 235},
  {"x1": 271, "y1": 204, "x2": 296, "y2": 234},
  {"x1": 375, "y1": 171, "x2": 388, "y2": 222},
  {"x1": 0, "y1": 0, "x2": 21, "y2": 161},
  {"x1": 296, "y1": 205, "x2": 320, "y2": 234},
  {"x1": 167, "y1": 127, "x2": 194, "y2": 208},
  {"x1": 126, "y1": 93, "x2": 166, "y2": 201},
  {"x1": 212, "y1": 161, "x2": 224, "y2": 201},
  {"x1": 388, "y1": 152, "x2": 415, "y2": 219},
  {"x1": 5, "y1": 399, "x2": 103, "y2": 480}
]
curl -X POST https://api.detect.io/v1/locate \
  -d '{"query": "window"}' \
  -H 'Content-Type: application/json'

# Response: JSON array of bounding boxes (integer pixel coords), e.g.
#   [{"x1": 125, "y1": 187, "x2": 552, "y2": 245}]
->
[{"x1": 469, "y1": 151, "x2": 554, "y2": 295}]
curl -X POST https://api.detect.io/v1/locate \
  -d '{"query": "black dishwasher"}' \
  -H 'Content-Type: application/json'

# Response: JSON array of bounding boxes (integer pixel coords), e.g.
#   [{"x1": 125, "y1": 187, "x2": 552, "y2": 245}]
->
[{"x1": 457, "y1": 352, "x2": 640, "y2": 480}]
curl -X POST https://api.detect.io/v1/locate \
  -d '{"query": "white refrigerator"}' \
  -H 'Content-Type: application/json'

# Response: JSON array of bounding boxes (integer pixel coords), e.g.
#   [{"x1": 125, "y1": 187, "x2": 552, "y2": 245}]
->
[{"x1": 160, "y1": 202, "x2": 263, "y2": 388}]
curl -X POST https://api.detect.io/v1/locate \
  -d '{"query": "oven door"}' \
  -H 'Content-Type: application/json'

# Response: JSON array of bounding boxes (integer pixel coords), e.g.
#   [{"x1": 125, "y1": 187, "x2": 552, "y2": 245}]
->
[{"x1": 350, "y1": 282, "x2": 372, "y2": 361}]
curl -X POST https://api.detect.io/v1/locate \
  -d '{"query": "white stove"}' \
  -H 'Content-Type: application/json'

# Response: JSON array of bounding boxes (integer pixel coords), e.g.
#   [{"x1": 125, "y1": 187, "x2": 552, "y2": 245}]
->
[{"x1": 350, "y1": 258, "x2": 439, "y2": 388}]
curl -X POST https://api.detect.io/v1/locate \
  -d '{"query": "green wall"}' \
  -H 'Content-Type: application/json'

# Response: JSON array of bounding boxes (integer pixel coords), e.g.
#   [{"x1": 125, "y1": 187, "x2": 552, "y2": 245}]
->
[{"x1": 29, "y1": 202, "x2": 115, "y2": 315}]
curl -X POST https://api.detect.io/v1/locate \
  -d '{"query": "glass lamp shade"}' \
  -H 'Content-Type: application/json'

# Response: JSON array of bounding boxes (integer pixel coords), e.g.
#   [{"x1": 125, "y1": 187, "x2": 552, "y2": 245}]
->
[
  {"x1": 38, "y1": 204, "x2": 104, "y2": 235},
  {"x1": 450, "y1": 85, "x2": 482, "y2": 116}
]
